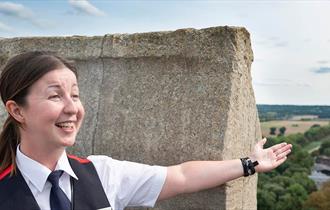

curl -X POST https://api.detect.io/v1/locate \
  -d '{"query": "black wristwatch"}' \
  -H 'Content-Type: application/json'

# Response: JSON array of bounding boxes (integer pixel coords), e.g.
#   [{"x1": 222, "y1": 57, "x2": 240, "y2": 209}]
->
[{"x1": 240, "y1": 157, "x2": 259, "y2": 177}]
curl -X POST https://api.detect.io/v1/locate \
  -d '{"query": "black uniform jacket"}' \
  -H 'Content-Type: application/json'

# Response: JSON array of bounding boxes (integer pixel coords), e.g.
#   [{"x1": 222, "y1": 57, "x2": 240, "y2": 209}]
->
[{"x1": 0, "y1": 155, "x2": 111, "y2": 210}]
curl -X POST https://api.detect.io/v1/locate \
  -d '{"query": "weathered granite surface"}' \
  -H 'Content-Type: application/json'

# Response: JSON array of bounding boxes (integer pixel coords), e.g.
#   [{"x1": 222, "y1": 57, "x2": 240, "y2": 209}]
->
[{"x1": 0, "y1": 26, "x2": 261, "y2": 210}]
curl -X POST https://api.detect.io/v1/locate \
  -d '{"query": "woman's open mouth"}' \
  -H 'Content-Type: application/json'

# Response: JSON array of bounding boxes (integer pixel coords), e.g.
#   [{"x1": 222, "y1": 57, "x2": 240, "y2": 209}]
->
[{"x1": 55, "y1": 121, "x2": 75, "y2": 130}]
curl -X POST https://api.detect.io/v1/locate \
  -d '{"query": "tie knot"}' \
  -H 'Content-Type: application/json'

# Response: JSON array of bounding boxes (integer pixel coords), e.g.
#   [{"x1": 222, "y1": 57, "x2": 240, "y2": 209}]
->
[{"x1": 48, "y1": 170, "x2": 64, "y2": 188}]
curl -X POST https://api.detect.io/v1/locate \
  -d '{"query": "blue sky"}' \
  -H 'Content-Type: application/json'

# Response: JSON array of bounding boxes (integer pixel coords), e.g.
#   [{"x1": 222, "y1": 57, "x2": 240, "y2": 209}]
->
[{"x1": 0, "y1": 0, "x2": 329, "y2": 105}]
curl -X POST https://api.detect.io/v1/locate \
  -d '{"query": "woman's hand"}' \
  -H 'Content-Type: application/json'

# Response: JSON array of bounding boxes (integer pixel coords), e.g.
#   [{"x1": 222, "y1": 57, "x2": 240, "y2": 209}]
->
[{"x1": 250, "y1": 138, "x2": 292, "y2": 173}]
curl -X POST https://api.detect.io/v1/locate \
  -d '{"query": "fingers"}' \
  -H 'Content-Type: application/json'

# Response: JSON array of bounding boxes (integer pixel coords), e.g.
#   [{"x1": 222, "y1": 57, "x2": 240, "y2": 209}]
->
[
  {"x1": 274, "y1": 156, "x2": 287, "y2": 167},
  {"x1": 272, "y1": 143, "x2": 292, "y2": 161},
  {"x1": 276, "y1": 146, "x2": 292, "y2": 160},
  {"x1": 275, "y1": 143, "x2": 291, "y2": 152},
  {"x1": 271, "y1": 142, "x2": 289, "y2": 152}
]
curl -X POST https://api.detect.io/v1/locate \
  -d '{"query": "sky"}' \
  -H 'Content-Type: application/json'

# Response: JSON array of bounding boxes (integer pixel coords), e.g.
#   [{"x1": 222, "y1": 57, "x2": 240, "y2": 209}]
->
[{"x1": 0, "y1": 0, "x2": 329, "y2": 105}]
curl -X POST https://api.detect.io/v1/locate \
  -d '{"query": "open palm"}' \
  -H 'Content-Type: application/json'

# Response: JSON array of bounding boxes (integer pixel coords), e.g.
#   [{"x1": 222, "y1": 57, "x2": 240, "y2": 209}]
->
[{"x1": 250, "y1": 138, "x2": 292, "y2": 173}]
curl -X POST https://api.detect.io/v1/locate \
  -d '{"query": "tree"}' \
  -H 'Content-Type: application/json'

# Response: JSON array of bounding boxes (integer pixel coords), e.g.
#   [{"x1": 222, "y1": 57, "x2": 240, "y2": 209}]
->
[
  {"x1": 270, "y1": 127, "x2": 277, "y2": 135},
  {"x1": 311, "y1": 124, "x2": 321, "y2": 128},
  {"x1": 292, "y1": 173, "x2": 317, "y2": 193},
  {"x1": 275, "y1": 184, "x2": 308, "y2": 210},
  {"x1": 279, "y1": 126, "x2": 286, "y2": 136},
  {"x1": 303, "y1": 181, "x2": 330, "y2": 210},
  {"x1": 305, "y1": 126, "x2": 330, "y2": 142},
  {"x1": 286, "y1": 150, "x2": 314, "y2": 172},
  {"x1": 257, "y1": 188, "x2": 277, "y2": 210},
  {"x1": 257, "y1": 124, "x2": 330, "y2": 210},
  {"x1": 286, "y1": 133, "x2": 308, "y2": 146},
  {"x1": 322, "y1": 148, "x2": 330, "y2": 156},
  {"x1": 319, "y1": 139, "x2": 330, "y2": 156}
]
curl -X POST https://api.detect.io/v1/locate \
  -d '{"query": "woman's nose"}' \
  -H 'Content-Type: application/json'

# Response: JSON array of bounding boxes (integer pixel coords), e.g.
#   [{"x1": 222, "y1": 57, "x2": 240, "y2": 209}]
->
[{"x1": 63, "y1": 97, "x2": 78, "y2": 114}]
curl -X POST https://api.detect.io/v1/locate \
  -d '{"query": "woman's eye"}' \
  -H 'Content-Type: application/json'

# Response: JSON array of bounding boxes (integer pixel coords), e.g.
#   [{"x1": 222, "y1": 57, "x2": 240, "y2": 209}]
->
[
  {"x1": 72, "y1": 95, "x2": 79, "y2": 100},
  {"x1": 49, "y1": 95, "x2": 60, "y2": 100}
]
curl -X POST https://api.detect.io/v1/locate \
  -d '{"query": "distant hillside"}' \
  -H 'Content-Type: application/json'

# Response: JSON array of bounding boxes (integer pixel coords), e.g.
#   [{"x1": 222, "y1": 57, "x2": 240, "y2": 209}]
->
[{"x1": 257, "y1": 104, "x2": 330, "y2": 121}]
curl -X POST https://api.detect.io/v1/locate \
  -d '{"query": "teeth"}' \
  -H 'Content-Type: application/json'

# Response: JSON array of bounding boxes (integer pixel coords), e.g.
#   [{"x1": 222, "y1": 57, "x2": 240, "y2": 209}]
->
[{"x1": 56, "y1": 122, "x2": 74, "y2": 128}]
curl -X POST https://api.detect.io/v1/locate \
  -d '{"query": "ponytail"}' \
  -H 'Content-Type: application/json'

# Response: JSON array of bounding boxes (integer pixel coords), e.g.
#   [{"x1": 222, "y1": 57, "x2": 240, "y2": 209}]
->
[{"x1": 0, "y1": 116, "x2": 20, "y2": 175}]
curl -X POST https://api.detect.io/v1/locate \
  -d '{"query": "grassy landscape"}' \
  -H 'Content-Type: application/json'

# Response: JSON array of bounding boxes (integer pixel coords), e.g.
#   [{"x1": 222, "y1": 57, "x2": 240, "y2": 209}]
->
[
  {"x1": 305, "y1": 135, "x2": 330, "y2": 153},
  {"x1": 257, "y1": 121, "x2": 330, "y2": 210},
  {"x1": 305, "y1": 140, "x2": 322, "y2": 153},
  {"x1": 257, "y1": 105, "x2": 330, "y2": 210},
  {"x1": 261, "y1": 120, "x2": 330, "y2": 137}
]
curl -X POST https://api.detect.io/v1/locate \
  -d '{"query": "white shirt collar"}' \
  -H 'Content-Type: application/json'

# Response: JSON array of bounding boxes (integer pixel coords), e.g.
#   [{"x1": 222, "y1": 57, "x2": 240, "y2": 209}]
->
[{"x1": 16, "y1": 146, "x2": 78, "y2": 192}]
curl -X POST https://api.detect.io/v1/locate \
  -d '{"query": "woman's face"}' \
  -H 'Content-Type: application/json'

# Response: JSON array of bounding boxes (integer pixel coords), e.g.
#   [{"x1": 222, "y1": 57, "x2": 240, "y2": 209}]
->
[{"x1": 20, "y1": 67, "x2": 85, "y2": 151}]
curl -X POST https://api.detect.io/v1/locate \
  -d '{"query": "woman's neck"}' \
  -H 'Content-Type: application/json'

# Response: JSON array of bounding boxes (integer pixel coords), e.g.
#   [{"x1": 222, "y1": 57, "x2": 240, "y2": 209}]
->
[{"x1": 19, "y1": 142, "x2": 65, "y2": 171}]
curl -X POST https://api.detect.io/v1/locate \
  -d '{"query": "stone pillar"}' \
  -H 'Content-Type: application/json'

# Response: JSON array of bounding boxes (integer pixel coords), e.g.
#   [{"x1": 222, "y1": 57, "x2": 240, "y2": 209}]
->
[{"x1": 0, "y1": 26, "x2": 261, "y2": 210}]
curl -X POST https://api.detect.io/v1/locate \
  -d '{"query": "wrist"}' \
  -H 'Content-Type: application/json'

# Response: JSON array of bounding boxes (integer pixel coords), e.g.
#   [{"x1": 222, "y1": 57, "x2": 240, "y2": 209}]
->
[
  {"x1": 250, "y1": 155, "x2": 260, "y2": 173},
  {"x1": 249, "y1": 154, "x2": 257, "y2": 163},
  {"x1": 240, "y1": 157, "x2": 259, "y2": 177}
]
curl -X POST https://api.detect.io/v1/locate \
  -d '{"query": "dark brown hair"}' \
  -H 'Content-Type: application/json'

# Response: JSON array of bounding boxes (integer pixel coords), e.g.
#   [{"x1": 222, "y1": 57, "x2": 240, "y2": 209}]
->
[{"x1": 0, "y1": 51, "x2": 77, "y2": 175}]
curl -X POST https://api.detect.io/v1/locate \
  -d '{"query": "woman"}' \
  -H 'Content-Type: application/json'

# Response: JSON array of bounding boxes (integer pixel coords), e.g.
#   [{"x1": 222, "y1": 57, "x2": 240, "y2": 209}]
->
[{"x1": 0, "y1": 51, "x2": 292, "y2": 210}]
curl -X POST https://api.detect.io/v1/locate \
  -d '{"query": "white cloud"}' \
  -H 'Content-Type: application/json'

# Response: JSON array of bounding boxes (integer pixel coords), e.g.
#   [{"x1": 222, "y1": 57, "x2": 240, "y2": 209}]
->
[
  {"x1": 0, "y1": 1, "x2": 46, "y2": 28},
  {"x1": 254, "y1": 37, "x2": 289, "y2": 49},
  {"x1": 0, "y1": 21, "x2": 12, "y2": 32},
  {"x1": 317, "y1": 60, "x2": 329, "y2": 64},
  {"x1": 253, "y1": 78, "x2": 311, "y2": 87},
  {"x1": 0, "y1": 2, "x2": 34, "y2": 19},
  {"x1": 273, "y1": 41, "x2": 288, "y2": 48},
  {"x1": 68, "y1": 0, "x2": 106, "y2": 16},
  {"x1": 311, "y1": 67, "x2": 330, "y2": 74}
]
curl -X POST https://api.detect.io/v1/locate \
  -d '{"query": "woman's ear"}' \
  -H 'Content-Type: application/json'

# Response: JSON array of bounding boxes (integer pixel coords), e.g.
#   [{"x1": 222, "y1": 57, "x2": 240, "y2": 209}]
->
[{"x1": 5, "y1": 100, "x2": 25, "y2": 123}]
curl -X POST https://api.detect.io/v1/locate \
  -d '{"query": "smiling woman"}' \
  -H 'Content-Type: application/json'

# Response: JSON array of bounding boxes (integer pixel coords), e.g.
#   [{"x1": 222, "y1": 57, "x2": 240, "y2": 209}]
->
[
  {"x1": 0, "y1": 51, "x2": 292, "y2": 210},
  {"x1": 13, "y1": 67, "x2": 85, "y2": 168},
  {"x1": 0, "y1": 51, "x2": 79, "y2": 173}
]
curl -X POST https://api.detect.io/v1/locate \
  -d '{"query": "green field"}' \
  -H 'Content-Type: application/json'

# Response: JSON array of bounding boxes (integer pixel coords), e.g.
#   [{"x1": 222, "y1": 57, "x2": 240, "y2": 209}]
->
[
  {"x1": 304, "y1": 140, "x2": 322, "y2": 153},
  {"x1": 304, "y1": 135, "x2": 330, "y2": 152},
  {"x1": 261, "y1": 120, "x2": 330, "y2": 137}
]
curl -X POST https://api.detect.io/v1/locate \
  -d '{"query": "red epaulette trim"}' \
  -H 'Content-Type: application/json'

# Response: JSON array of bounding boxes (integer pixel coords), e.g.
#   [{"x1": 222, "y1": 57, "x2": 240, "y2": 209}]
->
[
  {"x1": 0, "y1": 164, "x2": 13, "y2": 181},
  {"x1": 67, "y1": 154, "x2": 91, "y2": 164}
]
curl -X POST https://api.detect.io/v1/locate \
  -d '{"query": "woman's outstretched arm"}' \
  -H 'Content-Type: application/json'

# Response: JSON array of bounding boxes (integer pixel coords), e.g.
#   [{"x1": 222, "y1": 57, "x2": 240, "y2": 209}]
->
[{"x1": 158, "y1": 138, "x2": 292, "y2": 201}]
